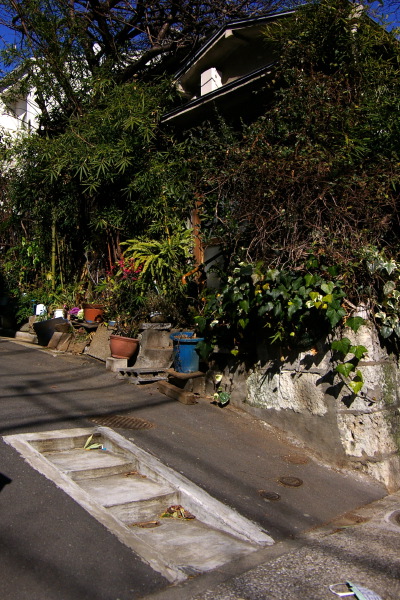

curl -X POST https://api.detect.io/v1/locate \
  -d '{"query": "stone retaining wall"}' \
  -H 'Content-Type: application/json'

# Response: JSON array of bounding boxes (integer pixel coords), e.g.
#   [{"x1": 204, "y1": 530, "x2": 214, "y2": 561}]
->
[{"x1": 223, "y1": 323, "x2": 400, "y2": 492}]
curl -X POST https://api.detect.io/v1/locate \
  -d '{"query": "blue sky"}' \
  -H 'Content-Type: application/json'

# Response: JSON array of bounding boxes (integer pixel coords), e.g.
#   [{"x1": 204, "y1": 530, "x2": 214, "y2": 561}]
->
[{"x1": 0, "y1": 1, "x2": 398, "y2": 57}]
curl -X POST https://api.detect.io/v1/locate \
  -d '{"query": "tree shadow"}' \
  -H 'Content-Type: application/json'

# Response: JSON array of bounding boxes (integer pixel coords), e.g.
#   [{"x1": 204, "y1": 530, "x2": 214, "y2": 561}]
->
[{"x1": 0, "y1": 472, "x2": 12, "y2": 491}]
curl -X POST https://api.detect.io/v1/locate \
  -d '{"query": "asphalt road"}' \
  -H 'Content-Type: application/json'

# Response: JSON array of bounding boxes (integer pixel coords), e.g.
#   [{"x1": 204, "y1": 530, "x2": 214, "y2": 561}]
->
[{"x1": 0, "y1": 338, "x2": 391, "y2": 599}]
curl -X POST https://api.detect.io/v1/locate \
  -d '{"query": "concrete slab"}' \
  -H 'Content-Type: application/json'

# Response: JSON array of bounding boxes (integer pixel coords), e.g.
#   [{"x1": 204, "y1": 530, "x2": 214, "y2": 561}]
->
[
  {"x1": 56, "y1": 332, "x2": 73, "y2": 352},
  {"x1": 132, "y1": 518, "x2": 258, "y2": 574},
  {"x1": 47, "y1": 331, "x2": 64, "y2": 348},
  {"x1": 15, "y1": 331, "x2": 37, "y2": 343}
]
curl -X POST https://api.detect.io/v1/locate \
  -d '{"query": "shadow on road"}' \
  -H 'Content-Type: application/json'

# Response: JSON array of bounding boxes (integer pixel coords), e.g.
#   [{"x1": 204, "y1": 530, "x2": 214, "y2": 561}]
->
[{"x1": 0, "y1": 472, "x2": 12, "y2": 491}]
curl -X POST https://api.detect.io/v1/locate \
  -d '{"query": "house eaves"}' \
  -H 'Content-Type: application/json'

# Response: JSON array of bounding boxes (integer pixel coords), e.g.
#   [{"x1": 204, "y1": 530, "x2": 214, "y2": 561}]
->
[
  {"x1": 174, "y1": 10, "x2": 294, "y2": 80},
  {"x1": 161, "y1": 10, "x2": 293, "y2": 129},
  {"x1": 161, "y1": 62, "x2": 275, "y2": 129}
]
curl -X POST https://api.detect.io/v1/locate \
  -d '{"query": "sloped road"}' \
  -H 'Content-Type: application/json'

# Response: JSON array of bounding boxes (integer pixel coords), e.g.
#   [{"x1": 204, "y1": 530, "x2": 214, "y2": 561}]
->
[{"x1": 0, "y1": 338, "x2": 391, "y2": 599}]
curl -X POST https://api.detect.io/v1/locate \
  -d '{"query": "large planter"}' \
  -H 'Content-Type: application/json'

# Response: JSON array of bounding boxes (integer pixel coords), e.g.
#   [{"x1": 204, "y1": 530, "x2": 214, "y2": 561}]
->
[
  {"x1": 33, "y1": 317, "x2": 71, "y2": 346},
  {"x1": 83, "y1": 304, "x2": 104, "y2": 323},
  {"x1": 170, "y1": 331, "x2": 204, "y2": 373},
  {"x1": 109, "y1": 335, "x2": 139, "y2": 360}
]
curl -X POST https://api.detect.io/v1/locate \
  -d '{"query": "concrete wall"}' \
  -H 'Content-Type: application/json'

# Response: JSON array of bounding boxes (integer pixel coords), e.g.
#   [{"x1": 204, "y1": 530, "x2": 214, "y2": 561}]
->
[{"x1": 220, "y1": 323, "x2": 400, "y2": 492}]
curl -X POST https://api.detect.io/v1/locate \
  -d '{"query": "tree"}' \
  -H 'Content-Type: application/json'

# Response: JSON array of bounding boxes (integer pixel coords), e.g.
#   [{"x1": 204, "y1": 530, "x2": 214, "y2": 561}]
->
[
  {"x1": 0, "y1": 77, "x2": 192, "y2": 288},
  {"x1": 0, "y1": 1, "x2": 289, "y2": 297},
  {"x1": 188, "y1": 0, "x2": 400, "y2": 286},
  {"x1": 0, "y1": 0, "x2": 287, "y2": 129}
]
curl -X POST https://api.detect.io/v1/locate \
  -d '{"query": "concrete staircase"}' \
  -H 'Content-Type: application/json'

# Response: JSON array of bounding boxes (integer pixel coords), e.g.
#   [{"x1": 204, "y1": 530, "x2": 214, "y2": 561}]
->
[{"x1": 5, "y1": 427, "x2": 273, "y2": 583}]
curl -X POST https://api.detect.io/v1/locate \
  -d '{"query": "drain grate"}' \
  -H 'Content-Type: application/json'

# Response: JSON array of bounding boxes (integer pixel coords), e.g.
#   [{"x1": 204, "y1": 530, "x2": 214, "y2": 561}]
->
[{"x1": 90, "y1": 415, "x2": 154, "y2": 430}]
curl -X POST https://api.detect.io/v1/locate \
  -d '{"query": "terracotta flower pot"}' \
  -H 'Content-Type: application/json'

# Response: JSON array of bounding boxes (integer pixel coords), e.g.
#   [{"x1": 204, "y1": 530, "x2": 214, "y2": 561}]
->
[
  {"x1": 83, "y1": 304, "x2": 104, "y2": 323},
  {"x1": 109, "y1": 335, "x2": 139, "y2": 359}
]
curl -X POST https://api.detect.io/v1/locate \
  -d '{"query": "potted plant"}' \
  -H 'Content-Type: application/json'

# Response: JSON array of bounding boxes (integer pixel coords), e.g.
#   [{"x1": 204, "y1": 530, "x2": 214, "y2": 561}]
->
[
  {"x1": 109, "y1": 318, "x2": 140, "y2": 360},
  {"x1": 141, "y1": 291, "x2": 170, "y2": 323},
  {"x1": 82, "y1": 303, "x2": 104, "y2": 322}
]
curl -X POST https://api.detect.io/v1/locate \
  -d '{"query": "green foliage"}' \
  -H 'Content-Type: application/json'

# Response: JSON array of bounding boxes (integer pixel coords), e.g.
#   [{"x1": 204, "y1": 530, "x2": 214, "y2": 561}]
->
[
  {"x1": 0, "y1": 0, "x2": 279, "y2": 125},
  {"x1": 12, "y1": 282, "x2": 81, "y2": 324},
  {"x1": 0, "y1": 78, "x2": 192, "y2": 290},
  {"x1": 331, "y1": 336, "x2": 368, "y2": 396},
  {"x1": 185, "y1": 0, "x2": 400, "y2": 277},
  {"x1": 195, "y1": 259, "x2": 347, "y2": 353},
  {"x1": 362, "y1": 247, "x2": 400, "y2": 342},
  {"x1": 121, "y1": 227, "x2": 194, "y2": 296}
]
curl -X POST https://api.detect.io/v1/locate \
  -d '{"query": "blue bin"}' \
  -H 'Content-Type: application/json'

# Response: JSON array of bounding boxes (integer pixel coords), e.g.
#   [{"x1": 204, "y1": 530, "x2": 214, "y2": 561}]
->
[{"x1": 170, "y1": 332, "x2": 204, "y2": 373}]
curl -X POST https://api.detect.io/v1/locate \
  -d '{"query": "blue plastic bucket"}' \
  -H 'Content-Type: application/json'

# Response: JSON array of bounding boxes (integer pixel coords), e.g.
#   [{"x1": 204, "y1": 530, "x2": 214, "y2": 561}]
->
[{"x1": 170, "y1": 332, "x2": 204, "y2": 373}]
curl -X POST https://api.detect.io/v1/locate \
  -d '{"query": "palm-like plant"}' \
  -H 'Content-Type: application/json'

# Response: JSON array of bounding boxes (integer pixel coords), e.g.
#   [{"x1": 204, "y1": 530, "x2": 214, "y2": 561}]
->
[{"x1": 121, "y1": 227, "x2": 194, "y2": 295}]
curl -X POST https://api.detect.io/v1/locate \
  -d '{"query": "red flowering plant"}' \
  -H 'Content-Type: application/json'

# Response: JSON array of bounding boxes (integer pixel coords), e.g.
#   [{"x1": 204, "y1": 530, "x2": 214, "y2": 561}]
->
[
  {"x1": 94, "y1": 257, "x2": 144, "y2": 325},
  {"x1": 114, "y1": 257, "x2": 143, "y2": 281}
]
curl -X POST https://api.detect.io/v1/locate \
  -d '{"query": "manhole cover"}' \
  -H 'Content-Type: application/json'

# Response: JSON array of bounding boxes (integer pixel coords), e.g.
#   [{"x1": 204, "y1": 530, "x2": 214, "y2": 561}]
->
[
  {"x1": 389, "y1": 510, "x2": 400, "y2": 527},
  {"x1": 278, "y1": 476, "x2": 303, "y2": 487},
  {"x1": 282, "y1": 454, "x2": 309, "y2": 465},
  {"x1": 259, "y1": 490, "x2": 281, "y2": 501},
  {"x1": 90, "y1": 415, "x2": 154, "y2": 430}
]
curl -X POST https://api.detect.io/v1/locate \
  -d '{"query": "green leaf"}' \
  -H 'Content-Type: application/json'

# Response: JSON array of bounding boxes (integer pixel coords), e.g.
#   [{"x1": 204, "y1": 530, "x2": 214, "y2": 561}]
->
[
  {"x1": 349, "y1": 345, "x2": 368, "y2": 360},
  {"x1": 380, "y1": 325, "x2": 393, "y2": 338},
  {"x1": 331, "y1": 337, "x2": 351, "y2": 356},
  {"x1": 304, "y1": 274, "x2": 314, "y2": 287},
  {"x1": 194, "y1": 316, "x2": 206, "y2": 332},
  {"x1": 239, "y1": 300, "x2": 250, "y2": 312},
  {"x1": 345, "y1": 316, "x2": 365, "y2": 332},
  {"x1": 348, "y1": 379, "x2": 364, "y2": 394},
  {"x1": 383, "y1": 281, "x2": 396, "y2": 296},
  {"x1": 348, "y1": 370, "x2": 364, "y2": 394},
  {"x1": 287, "y1": 296, "x2": 302, "y2": 318},
  {"x1": 321, "y1": 294, "x2": 333, "y2": 303},
  {"x1": 84, "y1": 435, "x2": 94, "y2": 449},
  {"x1": 309, "y1": 291, "x2": 320, "y2": 301},
  {"x1": 326, "y1": 306, "x2": 346, "y2": 328},
  {"x1": 218, "y1": 392, "x2": 230, "y2": 406},
  {"x1": 335, "y1": 362, "x2": 355, "y2": 377},
  {"x1": 321, "y1": 281, "x2": 335, "y2": 295},
  {"x1": 258, "y1": 302, "x2": 274, "y2": 316}
]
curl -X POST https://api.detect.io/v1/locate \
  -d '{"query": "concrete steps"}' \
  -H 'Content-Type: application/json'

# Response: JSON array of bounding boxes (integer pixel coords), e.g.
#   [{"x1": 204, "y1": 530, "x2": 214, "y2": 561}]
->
[
  {"x1": 5, "y1": 427, "x2": 273, "y2": 583},
  {"x1": 44, "y1": 448, "x2": 138, "y2": 480}
]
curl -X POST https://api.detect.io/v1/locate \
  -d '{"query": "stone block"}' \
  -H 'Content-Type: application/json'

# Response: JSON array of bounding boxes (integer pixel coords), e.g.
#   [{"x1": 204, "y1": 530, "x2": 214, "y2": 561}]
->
[
  {"x1": 140, "y1": 328, "x2": 172, "y2": 349},
  {"x1": 47, "y1": 331, "x2": 64, "y2": 348},
  {"x1": 15, "y1": 331, "x2": 37, "y2": 343},
  {"x1": 106, "y1": 357, "x2": 129, "y2": 372},
  {"x1": 135, "y1": 347, "x2": 173, "y2": 368},
  {"x1": 69, "y1": 339, "x2": 89, "y2": 354},
  {"x1": 86, "y1": 324, "x2": 112, "y2": 361},
  {"x1": 158, "y1": 381, "x2": 197, "y2": 405},
  {"x1": 57, "y1": 333, "x2": 73, "y2": 352}
]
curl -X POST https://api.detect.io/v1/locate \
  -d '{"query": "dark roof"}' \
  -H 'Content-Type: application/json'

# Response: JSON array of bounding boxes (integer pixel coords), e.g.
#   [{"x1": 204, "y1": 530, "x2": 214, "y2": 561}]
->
[{"x1": 173, "y1": 10, "x2": 295, "y2": 79}]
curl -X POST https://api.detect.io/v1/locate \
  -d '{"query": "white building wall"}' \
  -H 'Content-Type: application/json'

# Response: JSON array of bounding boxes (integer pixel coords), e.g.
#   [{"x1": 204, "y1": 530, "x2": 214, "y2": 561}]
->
[{"x1": 0, "y1": 87, "x2": 40, "y2": 135}]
